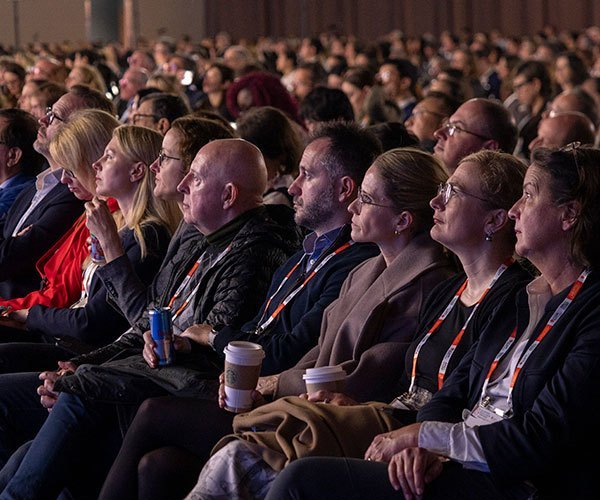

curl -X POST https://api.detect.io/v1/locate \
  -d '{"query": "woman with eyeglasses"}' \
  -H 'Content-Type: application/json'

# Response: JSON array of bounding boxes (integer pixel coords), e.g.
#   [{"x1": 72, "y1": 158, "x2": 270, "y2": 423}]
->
[
  {"x1": 86, "y1": 116, "x2": 234, "y2": 326},
  {"x1": 267, "y1": 144, "x2": 600, "y2": 500},
  {"x1": 98, "y1": 147, "x2": 455, "y2": 500},
  {"x1": 0, "y1": 111, "x2": 178, "y2": 372},
  {"x1": 181, "y1": 149, "x2": 531, "y2": 500}
]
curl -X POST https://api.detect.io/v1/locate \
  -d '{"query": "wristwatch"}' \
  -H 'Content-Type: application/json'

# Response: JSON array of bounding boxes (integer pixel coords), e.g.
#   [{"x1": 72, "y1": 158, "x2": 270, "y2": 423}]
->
[{"x1": 207, "y1": 328, "x2": 218, "y2": 350}]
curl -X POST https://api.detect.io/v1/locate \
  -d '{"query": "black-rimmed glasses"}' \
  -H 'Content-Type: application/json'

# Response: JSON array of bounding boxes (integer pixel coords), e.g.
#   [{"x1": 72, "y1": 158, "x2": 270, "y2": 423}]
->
[
  {"x1": 45, "y1": 107, "x2": 64, "y2": 125},
  {"x1": 133, "y1": 113, "x2": 159, "y2": 125},
  {"x1": 357, "y1": 187, "x2": 396, "y2": 209},
  {"x1": 158, "y1": 150, "x2": 182, "y2": 167},
  {"x1": 439, "y1": 120, "x2": 492, "y2": 141},
  {"x1": 437, "y1": 182, "x2": 489, "y2": 206}
]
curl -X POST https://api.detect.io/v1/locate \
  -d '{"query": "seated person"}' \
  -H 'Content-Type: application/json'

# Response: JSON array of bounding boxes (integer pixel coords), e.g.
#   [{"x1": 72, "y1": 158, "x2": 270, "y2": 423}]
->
[
  {"x1": 0, "y1": 109, "x2": 44, "y2": 216},
  {"x1": 266, "y1": 145, "x2": 600, "y2": 500},
  {"x1": 100, "y1": 146, "x2": 457, "y2": 500},
  {"x1": 0, "y1": 86, "x2": 113, "y2": 299},
  {"x1": 0, "y1": 138, "x2": 302, "y2": 498},
  {"x1": 0, "y1": 112, "x2": 179, "y2": 371},
  {"x1": 182, "y1": 151, "x2": 532, "y2": 499},
  {"x1": 236, "y1": 106, "x2": 303, "y2": 207}
]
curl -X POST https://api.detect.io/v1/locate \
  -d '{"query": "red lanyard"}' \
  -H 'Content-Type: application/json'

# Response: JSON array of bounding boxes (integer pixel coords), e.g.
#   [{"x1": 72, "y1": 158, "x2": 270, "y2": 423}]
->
[
  {"x1": 167, "y1": 244, "x2": 232, "y2": 320},
  {"x1": 479, "y1": 268, "x2": 590, "y2": 409},
  {"x1": 254, "y1": 241, "x2": 354, "y2": 334},
  {"x1": 409, "y1": 258, "x2": 514, "y2": 393}
]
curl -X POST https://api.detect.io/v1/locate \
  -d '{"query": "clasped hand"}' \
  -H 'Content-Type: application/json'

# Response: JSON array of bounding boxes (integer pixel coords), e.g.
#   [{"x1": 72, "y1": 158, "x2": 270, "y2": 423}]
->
[{"x1": 37, "y1": 360, "x2": 77, "y2": 412}]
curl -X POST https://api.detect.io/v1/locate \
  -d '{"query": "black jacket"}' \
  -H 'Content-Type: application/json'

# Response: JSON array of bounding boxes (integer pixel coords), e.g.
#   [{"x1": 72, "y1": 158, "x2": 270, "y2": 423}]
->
[{"x1": 55, "y1": 205, "x2": 302, "y2": 400}]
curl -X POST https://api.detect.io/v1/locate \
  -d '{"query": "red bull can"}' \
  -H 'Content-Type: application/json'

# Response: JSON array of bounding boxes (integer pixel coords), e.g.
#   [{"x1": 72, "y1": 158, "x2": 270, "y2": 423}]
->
[
  {"x1": 90, "y1": 234, "x2": 106, "y2": 265},
  {"x1": 149, "y1": 307, "x2": 173, "y2": 366}
]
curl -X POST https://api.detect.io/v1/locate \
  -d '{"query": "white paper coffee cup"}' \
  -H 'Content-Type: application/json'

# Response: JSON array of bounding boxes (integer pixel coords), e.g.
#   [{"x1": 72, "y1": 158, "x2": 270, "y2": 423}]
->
[
  {"x1": 303, "y1": 366, "x2": 346, "y2": 394},
  {"x1": 223, "y1": 341, "x2": 265, "y2": 413}
]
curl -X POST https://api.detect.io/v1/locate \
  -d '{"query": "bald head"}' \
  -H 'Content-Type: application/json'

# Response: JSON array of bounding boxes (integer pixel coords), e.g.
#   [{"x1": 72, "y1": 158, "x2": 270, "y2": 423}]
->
[
  {"x1": 546, "y1": 88, "x2": 599, "y2": 126},
  {"x1": 177, "y1": 138, "x2": 267, "y2": 233},
  {"x1": 529, "y1": 112, "x2": 596, "y2": 151}
]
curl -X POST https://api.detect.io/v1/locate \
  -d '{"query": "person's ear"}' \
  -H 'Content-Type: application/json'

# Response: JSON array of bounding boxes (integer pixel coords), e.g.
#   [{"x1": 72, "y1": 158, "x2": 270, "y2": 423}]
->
[
  {"x1": 157, "y1": 118, "x2": 171, "y2": 135},
  {"x1": 222, "y1": 182, "x2": 238, "y2": 209},
  {"x1": 561, "y1": 200, "x2": 580, "y2": 231},
  {"x1": 129, "y1": 161, "x2": 146, "y2": 183},
  {"x1": 482, "y1": 139, "x2": 500, "y2": 151},
  {"x1": 6, "y1": 147, "x2": 22, "y2": 168},
  {"x1": 484, "y1": 208, "x2": 509, "y2": 237},
  {"x1": 338, "y1": 176, "x2": 356, "y2": 204},
  {"x1": 394, "y1": 210, "x2": 414, "y2": 234}
]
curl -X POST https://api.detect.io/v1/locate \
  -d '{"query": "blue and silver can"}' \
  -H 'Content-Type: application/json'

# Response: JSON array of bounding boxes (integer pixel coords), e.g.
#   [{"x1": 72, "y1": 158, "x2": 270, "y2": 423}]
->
[
  {"x1": 149, "y1": 307, "x2": 173, "y2": 366},
  {"x1": 90, "y1": 234, "x2": 106, "y2": 265}
]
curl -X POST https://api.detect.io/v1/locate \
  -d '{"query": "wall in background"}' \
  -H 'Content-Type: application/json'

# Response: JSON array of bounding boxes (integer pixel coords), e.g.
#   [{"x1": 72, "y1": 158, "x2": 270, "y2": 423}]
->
[{"x1": 2, "y1": 0, "x2": 600, "y2": 49}]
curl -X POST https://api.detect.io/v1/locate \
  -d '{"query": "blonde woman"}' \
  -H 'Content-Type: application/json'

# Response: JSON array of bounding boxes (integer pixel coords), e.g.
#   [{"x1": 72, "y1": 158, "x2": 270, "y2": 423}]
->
[{"x1": 0, "y1": 113, "x2": 177, "y2": 372}]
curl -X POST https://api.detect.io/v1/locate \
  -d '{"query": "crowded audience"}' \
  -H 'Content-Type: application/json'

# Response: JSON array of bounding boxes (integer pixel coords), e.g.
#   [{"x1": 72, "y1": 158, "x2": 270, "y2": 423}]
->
[{"x1": 0, "y1": 21, "x2": 599, "y2": 499}]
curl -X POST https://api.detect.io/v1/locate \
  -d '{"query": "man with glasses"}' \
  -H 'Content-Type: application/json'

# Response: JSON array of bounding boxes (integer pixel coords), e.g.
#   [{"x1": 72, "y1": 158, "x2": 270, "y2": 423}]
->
[
  {"x1": 405, "y1": 91, "x2": 460, "y2": 152},
  {"x1": 131, "y1": 93, "x2": 190, "y2": 135},
  {"x1": 0, "y1": 86, "x2": 113, "y2": 299},
  {"x1": 433, "y1": 98, "x2": 517, "y2": 174},
  {"x1": 511, "y1": 61, "x2": 552, "y2": 158},
  {"x1": 376, "y1": 59, "x2": 419, "y2": 122},
  {"x1": 542, "y1": 87, "x2": 599, "y2": 128}
]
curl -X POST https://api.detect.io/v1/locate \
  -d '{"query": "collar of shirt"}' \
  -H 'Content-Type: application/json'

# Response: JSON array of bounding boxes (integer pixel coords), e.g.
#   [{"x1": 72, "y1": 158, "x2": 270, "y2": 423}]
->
[
  {"x1": 302, "y1": 226, "x2": 344, "y2": 271},
  {"x1": 35, "y1": 167, "x2": 61, "y2": 191}
]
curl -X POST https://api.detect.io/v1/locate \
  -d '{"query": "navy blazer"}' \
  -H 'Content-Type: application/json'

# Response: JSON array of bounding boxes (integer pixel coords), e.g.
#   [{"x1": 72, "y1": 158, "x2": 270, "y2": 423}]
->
[
  {"x1": 0, "y1": 180, "x2": 84, "y2": 298},
  {"x1": 418, "y1": 271, "x2": 600, "y2": 498},
  {"x1": 213, "y1": 232, "x2": 380, "y2": 376},
  {"x1": 0, "y1": 173, "x2": 35, "y2": 217}
]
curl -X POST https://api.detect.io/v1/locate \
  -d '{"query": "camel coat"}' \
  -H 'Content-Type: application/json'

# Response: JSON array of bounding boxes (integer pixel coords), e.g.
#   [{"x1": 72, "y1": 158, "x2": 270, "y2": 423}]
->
[{"x1": 275, "y1": 233, "x2": 455, "y2": 403}]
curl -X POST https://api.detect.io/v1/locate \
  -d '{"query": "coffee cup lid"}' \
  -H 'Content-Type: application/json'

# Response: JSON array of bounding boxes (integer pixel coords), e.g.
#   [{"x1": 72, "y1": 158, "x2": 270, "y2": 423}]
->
[{"x1": 224, "y1": 341, "x2": 265, "y2": 365}]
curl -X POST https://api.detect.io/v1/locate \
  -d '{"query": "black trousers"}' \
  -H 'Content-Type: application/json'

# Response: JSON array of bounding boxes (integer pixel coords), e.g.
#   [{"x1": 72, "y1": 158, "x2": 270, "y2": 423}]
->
[
  {"x1": 265, "y1": 457, "x2": 535, "y2": 500},
  {"x1": 99, "y1": 396, "x2": 236, "y2": 500}
]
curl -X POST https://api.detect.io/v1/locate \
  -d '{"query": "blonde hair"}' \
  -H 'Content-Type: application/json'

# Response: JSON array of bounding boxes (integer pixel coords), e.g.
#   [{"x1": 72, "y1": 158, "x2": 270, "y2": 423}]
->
[
  {"x1": 49, "y1": 109, "x2": 119, "y2": 194},
  {"x1": 70, "y1": 64, "x2": 107, "y2": 94},
  {"x1": 112, "y1": 125, "x2": 181, "y2": 257},
  {"x1": 49, "y1": 109, "x2": 123, "y2": 269}
]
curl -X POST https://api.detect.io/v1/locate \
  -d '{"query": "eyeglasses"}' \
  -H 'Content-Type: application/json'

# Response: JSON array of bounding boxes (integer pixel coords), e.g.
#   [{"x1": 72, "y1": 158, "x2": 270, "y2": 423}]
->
[
  {"x1": 158, "y1": 150, "x2": 181, "y2": 166},
  {"x1": 439, "y1": 120, "x2": 492, "y2": 141},
  {"x1": 133, "y1": 113, "x2": 159, "y2": 125},
  {"x1": 411, "y1": 108, "x2": 447, "y2": 119},
  {"x1": 513, "y1": 79, "x2": 532, "y2": 91},
  {"x1": 357, "y1": 187, "x2": 396, "y2": 209},
  {"x1": 62, "y1": 168, "x2": 76, "y2": 179},
  {"x1": 44, "y1": 107, "x2": 64, "y2": 125},
  {"x1": 437, "y1": 182, "x2": 489, "y2": 206}
]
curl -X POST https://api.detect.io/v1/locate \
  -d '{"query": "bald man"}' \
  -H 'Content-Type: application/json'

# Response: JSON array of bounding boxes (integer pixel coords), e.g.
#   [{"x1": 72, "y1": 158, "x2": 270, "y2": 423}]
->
[
  {"x1": 529, "y1": 112, "x2": 596, "y2": 151},
  {"x1": 433, "y1": 98, "x2": 518, "y2": 173},
  {"x1": 0, "y1": 139, "x2": 303, "y2": 498}
]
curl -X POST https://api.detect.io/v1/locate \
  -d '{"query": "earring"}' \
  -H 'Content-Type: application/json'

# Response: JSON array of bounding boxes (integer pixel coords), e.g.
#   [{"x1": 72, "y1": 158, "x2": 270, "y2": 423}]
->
[
  {"x1": 394, "y1": 229, "x2": 400, "y2": 236},
  {"x1": 485, "y1": 231, "x2": 493, "y2": 242}
]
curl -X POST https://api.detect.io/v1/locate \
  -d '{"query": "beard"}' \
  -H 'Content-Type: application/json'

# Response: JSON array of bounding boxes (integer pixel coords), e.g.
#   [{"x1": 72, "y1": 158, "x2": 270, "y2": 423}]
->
[{"x1": 294, "y1": 185, "x2": 336, "y2": 231}]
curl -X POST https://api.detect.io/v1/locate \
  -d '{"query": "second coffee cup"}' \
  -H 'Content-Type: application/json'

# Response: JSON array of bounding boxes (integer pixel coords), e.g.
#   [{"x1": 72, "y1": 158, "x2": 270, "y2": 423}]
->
[{"x1": 303, "y1": 365, "x2": 346, "y2": 393}]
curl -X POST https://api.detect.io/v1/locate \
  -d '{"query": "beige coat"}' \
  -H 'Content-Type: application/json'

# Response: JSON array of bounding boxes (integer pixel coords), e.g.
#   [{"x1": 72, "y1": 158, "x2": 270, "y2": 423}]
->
[{"x1": 275, "y1": 233, "x2": 454, "y2": 402}]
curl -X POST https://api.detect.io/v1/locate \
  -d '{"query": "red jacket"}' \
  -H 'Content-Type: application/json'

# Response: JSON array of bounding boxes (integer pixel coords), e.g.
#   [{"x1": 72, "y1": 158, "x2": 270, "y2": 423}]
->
[{"x1": 0, "y1": 199, "x2": 118, "y2": 311}]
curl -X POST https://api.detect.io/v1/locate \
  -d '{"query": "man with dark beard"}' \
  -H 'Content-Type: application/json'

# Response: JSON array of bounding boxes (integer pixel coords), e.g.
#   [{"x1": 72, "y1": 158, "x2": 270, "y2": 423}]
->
[
  {"x1": 165, "y1": 121, "x2": 383, "y2": 376},
  {"x1": 94, "y1": 122, "x2": 382, "y2": 500}
]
